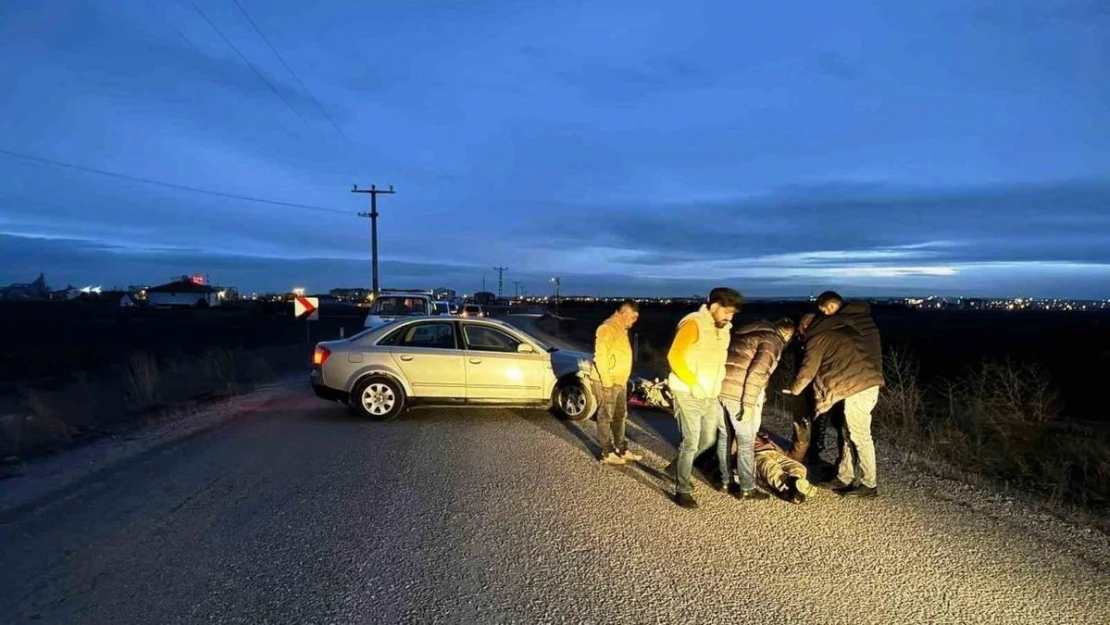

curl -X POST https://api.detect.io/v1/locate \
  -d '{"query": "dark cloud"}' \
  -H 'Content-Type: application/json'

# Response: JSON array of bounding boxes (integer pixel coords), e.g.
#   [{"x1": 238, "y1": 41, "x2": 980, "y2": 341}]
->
[{"x1": 521, "y1": 179, "x2": 1110, "y2": 266}]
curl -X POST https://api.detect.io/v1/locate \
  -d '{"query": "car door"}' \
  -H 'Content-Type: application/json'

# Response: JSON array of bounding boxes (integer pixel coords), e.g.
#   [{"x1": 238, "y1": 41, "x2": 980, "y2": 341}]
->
[
  {"x1": 387, "y1": 321, "x2": 466, "y2": 398},
  {"x1": 461, "y1": 323, "x2": 547, "y2": 401}
]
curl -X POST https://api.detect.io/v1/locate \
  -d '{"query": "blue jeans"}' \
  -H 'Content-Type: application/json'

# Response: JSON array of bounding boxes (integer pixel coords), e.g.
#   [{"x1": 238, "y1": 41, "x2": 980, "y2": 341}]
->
[
  {"x1": 672, "y1": 391, "x2": 728, "y2": 495},
  {"x1": 722, "y1": 393, "x2": 764, "y2": 492}
]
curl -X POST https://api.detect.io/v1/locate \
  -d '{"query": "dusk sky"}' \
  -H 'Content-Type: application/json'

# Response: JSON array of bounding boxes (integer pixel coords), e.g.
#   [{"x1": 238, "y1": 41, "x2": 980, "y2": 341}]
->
[{"x1": 1, "y1": 0, "x2": 1108, "y2": 298}]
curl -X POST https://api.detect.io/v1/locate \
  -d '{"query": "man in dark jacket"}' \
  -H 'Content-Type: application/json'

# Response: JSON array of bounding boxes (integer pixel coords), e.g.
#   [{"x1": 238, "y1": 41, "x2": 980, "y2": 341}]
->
[
  {"x1": 786, "y1": 293, "x2": 885, "y2": 498},
  {"x1": 786, "y1": 313, "x2": 838, "y2": 480},
  {"x1": 719, "y1": 318, "x2": 795, "y2": 500}
]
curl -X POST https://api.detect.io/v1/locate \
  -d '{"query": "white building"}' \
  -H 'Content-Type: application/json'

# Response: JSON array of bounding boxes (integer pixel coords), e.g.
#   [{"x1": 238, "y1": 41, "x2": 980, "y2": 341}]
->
[{"x1": 147, "y1": 278, "x2": 221, "y2": 308}]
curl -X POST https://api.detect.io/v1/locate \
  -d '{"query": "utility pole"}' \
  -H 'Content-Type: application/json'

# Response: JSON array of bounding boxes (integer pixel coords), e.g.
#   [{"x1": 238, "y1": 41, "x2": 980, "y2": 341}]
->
[
  {"x1": 351, "y1": 183, "x2": 395, "y2": 296},
  {"x1": 493, "y1": 267, "x2": 508, "y2": 299},
  {"x1": 513, "y1": 281, "x2": 521, "y2": 298}
]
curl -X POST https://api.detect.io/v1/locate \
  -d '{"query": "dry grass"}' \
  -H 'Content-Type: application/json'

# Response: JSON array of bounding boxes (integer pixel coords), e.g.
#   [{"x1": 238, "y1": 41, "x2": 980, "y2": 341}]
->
[
  {"x1": 874, "y1": 349, "x2": 1109, "y2": 510},
  {"x1": 0, "y1": 344, "x2": 309, "y2": 459}
]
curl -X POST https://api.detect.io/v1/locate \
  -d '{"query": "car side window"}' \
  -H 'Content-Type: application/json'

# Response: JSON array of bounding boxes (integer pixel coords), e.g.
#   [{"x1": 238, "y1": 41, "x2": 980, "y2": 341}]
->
[
  {"x1": 396, "y1": 322, "x2": 457, "y2": 349},
  {"x1": 463, "y1": 325, "x2": 520, "y2": 353}
]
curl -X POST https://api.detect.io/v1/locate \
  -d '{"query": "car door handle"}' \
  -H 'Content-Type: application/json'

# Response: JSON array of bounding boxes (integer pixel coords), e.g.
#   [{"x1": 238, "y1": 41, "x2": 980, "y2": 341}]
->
[
  {"x1": 469, "y1": 358, "x2": 482, "y2": 364},
  {"x1": 400, "y1": 355, "x2": 414, "y2": 361}
]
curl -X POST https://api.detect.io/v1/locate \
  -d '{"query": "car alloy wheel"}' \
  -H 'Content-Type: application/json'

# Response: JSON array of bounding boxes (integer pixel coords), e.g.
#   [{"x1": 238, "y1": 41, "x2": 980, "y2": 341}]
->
[
  {"x1": 361, "y1": 382, "x2": 397, "y2": 417},
  {"x1": 560, "y1": 384, "x2": 587, "y2": 418}
]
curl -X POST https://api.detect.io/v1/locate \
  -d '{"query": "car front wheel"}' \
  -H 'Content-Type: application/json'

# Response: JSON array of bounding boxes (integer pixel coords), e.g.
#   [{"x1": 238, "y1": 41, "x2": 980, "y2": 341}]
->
[
  {"x1": 553, "y1": 379, "x2": 596, "y2": 421},
  {"x1": 352, "y1": 376, "x2": 406, "y2": 421}
]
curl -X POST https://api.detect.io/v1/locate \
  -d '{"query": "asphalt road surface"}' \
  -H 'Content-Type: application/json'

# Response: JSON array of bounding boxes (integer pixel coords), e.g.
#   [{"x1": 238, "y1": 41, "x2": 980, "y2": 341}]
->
[{"x1": 1, "y1": 318, "x2": 1109, "y2": 624}]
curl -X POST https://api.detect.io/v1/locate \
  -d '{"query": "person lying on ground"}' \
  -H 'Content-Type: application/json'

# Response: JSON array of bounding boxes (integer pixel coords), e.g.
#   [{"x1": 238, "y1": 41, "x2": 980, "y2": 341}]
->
[{"x1": 754, "y1": 432, "x2": 817, "y2": 504}]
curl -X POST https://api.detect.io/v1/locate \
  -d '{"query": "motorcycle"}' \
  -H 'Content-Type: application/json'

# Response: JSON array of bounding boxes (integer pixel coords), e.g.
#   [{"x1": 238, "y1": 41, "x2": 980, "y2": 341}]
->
[{"x1": 627, "y1": 376, "x2": 674, "y2": 413}]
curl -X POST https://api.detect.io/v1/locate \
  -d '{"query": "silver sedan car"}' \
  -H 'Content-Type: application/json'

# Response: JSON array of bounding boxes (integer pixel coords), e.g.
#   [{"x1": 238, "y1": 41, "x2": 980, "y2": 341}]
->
[{"x1": 310, "y1": 317, "x2": 599, "y2": 421}]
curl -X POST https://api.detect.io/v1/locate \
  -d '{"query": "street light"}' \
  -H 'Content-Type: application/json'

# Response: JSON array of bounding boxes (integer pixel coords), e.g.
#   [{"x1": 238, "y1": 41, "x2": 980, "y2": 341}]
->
[{"x1": 550, "y1": 277, "x2": 561, "y2": 315}]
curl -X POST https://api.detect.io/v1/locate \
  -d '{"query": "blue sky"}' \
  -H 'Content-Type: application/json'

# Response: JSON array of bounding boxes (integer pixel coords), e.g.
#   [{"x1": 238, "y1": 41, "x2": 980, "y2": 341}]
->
[{"x1": 1, "y1": 0, "x2": 1108, "y2": 298}]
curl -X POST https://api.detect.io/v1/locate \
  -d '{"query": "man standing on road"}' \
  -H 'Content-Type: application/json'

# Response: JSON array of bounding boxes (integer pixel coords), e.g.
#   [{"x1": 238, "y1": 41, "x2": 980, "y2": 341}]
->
[
  {"x1": 593, "y1": 300, "x2": 642, "y2": 465},
  {"x1": 719, "y1": 317, "x2": 795, "y2": 500},
  {"x1": 666, "y1": 287, "x2": 743, "y2": 509},
  {"x1": 785, "y1": 291, "x2": 885, "y2": 498}
]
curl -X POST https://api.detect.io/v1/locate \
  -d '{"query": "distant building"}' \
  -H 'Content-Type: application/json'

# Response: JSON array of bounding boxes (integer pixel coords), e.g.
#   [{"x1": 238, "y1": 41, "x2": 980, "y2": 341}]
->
[
  {"x1": 147, "y1": 276, "x2": 221, "y2": 308},
  {"x1": 472, "y1": 291, "x2": 496, "y2": 305},
  {"x1": 1, "y1": 273, "x2": 49, "y2": 300}
]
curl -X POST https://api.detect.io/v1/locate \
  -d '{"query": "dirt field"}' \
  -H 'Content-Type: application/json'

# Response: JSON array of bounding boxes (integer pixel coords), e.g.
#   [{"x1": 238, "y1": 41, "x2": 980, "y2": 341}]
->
[{"x1": 0, "y1": 300, "x2": 366, "y2": 389}]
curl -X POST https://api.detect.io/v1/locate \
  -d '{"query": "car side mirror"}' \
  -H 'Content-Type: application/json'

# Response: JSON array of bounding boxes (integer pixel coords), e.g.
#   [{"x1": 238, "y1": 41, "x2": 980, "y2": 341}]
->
[{"x1": 517, "y1": 343, "x2": 536, "y2": 354}]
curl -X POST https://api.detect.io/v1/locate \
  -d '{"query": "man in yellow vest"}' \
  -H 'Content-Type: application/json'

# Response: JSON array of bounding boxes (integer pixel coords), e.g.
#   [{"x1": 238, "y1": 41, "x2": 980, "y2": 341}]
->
[
  {"x1": 666, "y1": 287, "x2": 743, "y2": 508},
  {"x1": 593, "y1": 300, "x2": 641, "y2": 465}
]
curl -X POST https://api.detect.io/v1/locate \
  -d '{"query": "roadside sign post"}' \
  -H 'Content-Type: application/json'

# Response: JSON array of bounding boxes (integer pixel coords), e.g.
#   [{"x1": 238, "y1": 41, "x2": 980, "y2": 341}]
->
[{"x1": 294, "y1": 296, "x2": 319, "y2": 347}]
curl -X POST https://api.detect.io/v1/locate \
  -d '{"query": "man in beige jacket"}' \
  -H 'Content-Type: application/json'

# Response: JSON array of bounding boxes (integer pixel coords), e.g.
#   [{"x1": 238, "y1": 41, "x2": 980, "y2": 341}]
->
[{"x1": 594, "y1": 300, "x2": 641, "y2": 465}]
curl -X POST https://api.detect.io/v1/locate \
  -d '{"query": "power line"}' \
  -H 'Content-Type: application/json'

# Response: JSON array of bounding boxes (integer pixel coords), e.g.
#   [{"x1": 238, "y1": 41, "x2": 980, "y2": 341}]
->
[
  {"x1": 229, "y1": 0, "x2": 348, "y2": 140},
  {"x1": 0, "y1": 147, "x2": 346, "y2": 214},
  {"x1": 184, "y1": 0, "x2": 315, "y2": 134}
]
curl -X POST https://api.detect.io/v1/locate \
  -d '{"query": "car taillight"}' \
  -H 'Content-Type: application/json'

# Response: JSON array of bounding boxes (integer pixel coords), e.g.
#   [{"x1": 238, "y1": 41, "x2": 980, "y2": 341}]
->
[{"x1": 312, "y1": 346, "x2": 331, "y2": 366}]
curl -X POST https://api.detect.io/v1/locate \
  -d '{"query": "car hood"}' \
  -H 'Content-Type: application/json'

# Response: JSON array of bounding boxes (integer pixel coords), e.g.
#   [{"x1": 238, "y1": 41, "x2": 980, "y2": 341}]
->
[{"x1": 550, "y1": 349, "x2": 596, "y2": 379}]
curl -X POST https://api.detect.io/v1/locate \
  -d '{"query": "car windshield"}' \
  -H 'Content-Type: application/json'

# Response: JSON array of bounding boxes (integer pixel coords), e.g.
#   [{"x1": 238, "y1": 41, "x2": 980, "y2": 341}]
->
[{"x1": 372, "y1": 296, "x2": 428, "y2": 316}]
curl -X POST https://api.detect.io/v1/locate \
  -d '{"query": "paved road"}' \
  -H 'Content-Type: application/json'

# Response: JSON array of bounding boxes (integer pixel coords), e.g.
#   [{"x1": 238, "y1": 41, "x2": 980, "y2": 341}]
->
[{"x1": 1, "y1": 319, "x2": 1109, "y2": 624}]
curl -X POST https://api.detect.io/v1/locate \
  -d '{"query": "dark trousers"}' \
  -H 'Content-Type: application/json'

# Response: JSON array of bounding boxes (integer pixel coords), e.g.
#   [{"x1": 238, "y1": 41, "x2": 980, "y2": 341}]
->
[
  {"x1": 596, "y1": 384, "x2": 628, "y2": 456},
  {"x1": 792, "y1": 412, "x2": 832, "y2": 461}
]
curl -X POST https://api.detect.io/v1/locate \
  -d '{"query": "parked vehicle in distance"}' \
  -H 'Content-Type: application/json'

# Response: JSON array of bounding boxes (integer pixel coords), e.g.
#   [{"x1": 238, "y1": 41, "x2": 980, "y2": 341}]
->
[
  {"x1": 432, "y1": 301, "x2": 451, "y2": 316},
  {"x1": 448, "y1": 303, "x2": 459, "y2": 315},
  {"x1": 363, "y1": 289, "x2": 434, "y2": 329},
  {"x1": 460, "y1": 303, "x2": 485, "y2": 318},
  {"x1": 310, "y1": 317, "x2": 599, "y2": 422}
]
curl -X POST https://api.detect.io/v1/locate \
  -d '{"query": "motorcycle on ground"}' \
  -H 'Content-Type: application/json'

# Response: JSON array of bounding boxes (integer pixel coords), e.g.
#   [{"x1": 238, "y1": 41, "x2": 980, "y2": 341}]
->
[{"x1": 627, "y1": 376, "x2": 674, "y2": 413}]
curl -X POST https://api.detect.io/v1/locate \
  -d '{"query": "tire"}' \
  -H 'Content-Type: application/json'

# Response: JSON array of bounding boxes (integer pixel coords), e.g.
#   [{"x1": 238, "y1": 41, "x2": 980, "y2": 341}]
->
[
  {"x1": 351, "y1": 376, "x2": 406, "y2": 421},
  {"x1": 553, "y1": 378, "x2": 597, "y2": 421}
]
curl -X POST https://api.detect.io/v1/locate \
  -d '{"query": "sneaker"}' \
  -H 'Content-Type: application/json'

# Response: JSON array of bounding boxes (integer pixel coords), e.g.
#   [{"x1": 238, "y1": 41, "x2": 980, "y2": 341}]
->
[
  {"x1": 818, "y1": 478, "x2": 856, "y2": 490},
  {"x1": 794, "y1": 477, "x2": 817, "y2": 498},
  {"x1": 619, "y1": 449, "x2": 643, "y2": 462},
  {"x1": 600, "y1": 452, "x2": 626, "y2": 465},
  {"x1": 674, "y1": 492, "x2": 699, "y2": 509},
  {"x1": 738, "y1": 488, "x2": 771, "y2": 501},
  {"x1": 786, "y1": 476, "x2": 816, "y2": 504},
  {"x1": 838, "y1": 485, "x2": 878, "y2": 499}
]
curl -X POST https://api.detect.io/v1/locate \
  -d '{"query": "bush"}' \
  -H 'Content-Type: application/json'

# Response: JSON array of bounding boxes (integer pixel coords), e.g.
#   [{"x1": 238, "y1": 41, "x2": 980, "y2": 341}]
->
[{"x1": 873, "y1": 349, "x2": 1108, "y2": 510}]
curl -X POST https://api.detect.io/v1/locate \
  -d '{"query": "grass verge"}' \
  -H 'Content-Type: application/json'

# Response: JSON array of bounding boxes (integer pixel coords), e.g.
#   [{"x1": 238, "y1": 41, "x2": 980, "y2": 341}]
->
[{"x1": 0, "y1": 344, "x2": 308, "y2": 460}]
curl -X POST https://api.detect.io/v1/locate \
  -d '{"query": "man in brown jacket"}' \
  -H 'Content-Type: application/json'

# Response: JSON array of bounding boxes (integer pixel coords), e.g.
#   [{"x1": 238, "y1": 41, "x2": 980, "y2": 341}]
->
[
  {"x1": 593, "y1": 300, "x2": 641, "y2": 465},
  {"x1": 787, "y1": 313, "x2": 838, "y2": 480},
  {"x1": 785, "y1": 294, "x2": 885, "y2": 498},
  {"x1": 719, "y1": 318, "x2": 795, "y2": 499}
]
